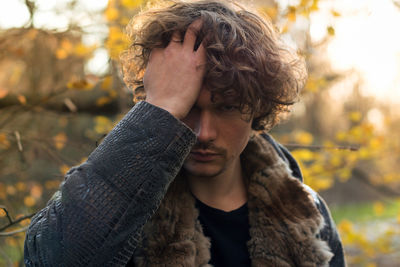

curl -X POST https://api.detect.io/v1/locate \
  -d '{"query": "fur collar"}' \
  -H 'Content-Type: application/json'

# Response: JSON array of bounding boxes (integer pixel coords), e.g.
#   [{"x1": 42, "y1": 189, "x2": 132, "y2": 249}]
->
[{"x1": 133, "y1": 134, "x2": 333, "y2": 266}]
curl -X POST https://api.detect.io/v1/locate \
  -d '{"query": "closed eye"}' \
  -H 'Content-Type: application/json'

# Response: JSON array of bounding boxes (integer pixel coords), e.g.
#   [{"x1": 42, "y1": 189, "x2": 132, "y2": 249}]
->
[{"x1": 218, "y1": 105, "x2": 239, "y2": 112}]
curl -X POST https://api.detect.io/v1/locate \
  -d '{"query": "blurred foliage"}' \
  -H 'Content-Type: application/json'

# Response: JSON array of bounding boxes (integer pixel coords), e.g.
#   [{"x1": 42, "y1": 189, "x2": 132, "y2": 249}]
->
[{"x1": 0, "y1": 0, "x2": 399, "y2": 266}]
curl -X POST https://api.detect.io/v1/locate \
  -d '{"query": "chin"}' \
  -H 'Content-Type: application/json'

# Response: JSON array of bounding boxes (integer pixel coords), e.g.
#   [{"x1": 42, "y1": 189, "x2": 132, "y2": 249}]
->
[{"x1": 183, "y1": 161, "x2": 225, "y2": 178}]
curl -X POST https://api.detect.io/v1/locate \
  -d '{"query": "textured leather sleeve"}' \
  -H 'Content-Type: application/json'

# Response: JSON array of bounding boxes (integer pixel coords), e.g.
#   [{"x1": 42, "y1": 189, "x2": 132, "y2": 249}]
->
[{"x1": 24, "y1": 101, "x2": 196, "y2": 267}]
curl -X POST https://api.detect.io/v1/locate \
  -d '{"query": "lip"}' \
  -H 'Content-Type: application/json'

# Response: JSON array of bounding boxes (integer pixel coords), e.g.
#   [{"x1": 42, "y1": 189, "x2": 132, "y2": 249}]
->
[{"x1": 190, "y1": 151, "x2": 220, "y2": 162}]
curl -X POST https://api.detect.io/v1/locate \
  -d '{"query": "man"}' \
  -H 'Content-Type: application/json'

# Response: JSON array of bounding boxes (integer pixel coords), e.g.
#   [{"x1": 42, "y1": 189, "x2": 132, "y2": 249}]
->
[{"x1": 24, "y1": 1, "x2": 345, "y2": 266}]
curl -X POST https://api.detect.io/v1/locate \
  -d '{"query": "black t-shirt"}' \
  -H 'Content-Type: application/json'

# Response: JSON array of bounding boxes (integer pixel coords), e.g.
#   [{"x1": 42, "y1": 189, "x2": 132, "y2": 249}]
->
[{"x1": 195, "y1": 198, "x2": 251, "y2": 267}]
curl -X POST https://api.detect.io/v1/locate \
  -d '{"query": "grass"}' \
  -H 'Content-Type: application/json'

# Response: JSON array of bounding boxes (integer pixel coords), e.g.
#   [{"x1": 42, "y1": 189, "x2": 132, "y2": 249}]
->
[{"x1": 330, "y1": 198, "x2": 400, "y2": 223}]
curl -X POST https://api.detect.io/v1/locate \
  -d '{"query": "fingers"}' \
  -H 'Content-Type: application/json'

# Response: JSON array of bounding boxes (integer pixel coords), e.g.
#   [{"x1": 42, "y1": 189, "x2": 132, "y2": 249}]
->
[
  {"x1": 183, "y1": 19, "x2": 203, "y2": 52},
  {"x1": 164, "y1": 19, "x2": 205, "y2": 67},
  {"x1": 195, "y1": 42, "x2": 206, "y2": 67},
  {"x1": 168, "y1": 31, "x2": 182, "y2": 48}
]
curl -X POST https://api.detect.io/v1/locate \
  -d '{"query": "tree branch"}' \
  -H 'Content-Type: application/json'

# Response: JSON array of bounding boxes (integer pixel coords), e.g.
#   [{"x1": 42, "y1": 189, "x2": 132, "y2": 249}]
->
[
  {"x1": 284, "y1": 143, "x2": 360, "y2": 151},
  {"x1": 0, "y1": 206, "x2": 36, "y2": 234},
  {"x1": 0, "y1": 227, "x2": 29, "y2": 236}
]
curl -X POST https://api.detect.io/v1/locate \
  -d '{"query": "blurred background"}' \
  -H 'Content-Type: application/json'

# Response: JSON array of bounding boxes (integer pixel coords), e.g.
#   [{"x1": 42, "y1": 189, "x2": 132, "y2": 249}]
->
[{"x1": 0, "y1": 0, "x2": 399, "y2": 266}]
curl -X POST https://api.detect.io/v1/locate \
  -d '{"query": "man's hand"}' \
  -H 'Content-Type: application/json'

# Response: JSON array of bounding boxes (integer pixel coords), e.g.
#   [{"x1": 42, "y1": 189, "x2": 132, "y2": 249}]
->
[{"x1": 144, "y1": 20, "x2": 206, "y2": 119}]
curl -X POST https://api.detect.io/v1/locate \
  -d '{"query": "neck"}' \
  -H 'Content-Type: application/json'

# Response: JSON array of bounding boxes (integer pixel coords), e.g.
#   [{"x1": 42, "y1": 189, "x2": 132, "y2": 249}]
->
[{"x1": 187, "y1": 158, "x2": 247, "y2": 212}]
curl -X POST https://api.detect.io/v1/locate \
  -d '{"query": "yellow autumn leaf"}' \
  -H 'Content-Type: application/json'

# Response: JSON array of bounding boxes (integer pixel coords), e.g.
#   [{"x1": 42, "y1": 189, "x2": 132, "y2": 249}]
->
[
  {"x1": 67, "y1": 79, "x2": 94, "y2": 90},
  {"x1": 361, "y1": 122, "x2": 374, "y2": 135},
  {"x1": 16, "y1": 182, "x2": 27, "y2": 191},
  {"x1": 74, "y1": 43, "x2": 97, "y2": 57},
  {"x1": 373, "y1": 202, "x2": 385, "y2": 216},
  {"x1": 31, "y1": 184, "x2": 43, "y2": 199},
  {"x1": 6, "y1": 185, "x2": 16, "y2": 195},
  {"x1": 368, "y1": 137, "x2": 382, "y2": 150},
  {"x1": 305, "y1": 78, "x2": 318, "y2": 92},
  {"x1": 338, "y1": 168, "x2": 351, "y2": 182},
  {"x1": 259, "y1": 6, "x2": 278, "y2": 20},
  {"x1": 312, "y1": 178, "x2": 333, "y2": 191},
  {"x1": 17, "y1": 94, "x2": 27, "y2": 105},
  {"x1": 294, "y1": 131, "x2": 313, "y2": 145},
  {"x1": 292, "y1": 149, "x2": 314, "y2": 161},
  {"x1": 329, "y1": 155, "x2": 341, "y2": 167},
  {"x1": 60, "y1": 39, "x2": 73, "y2": 51},
  {"x1": 310, "y1": 0, "x2": 319, "y2": 11},
  {"x1": 280, "y1": 23, "x2": 289, "y2": 34},
  {"x1": 335, "y1": 131, "x2": 347, "y2": 142},
  {"x1": 331, "y1": 10, "x2": 341, "y2": 17},
  {"x1": 105, "y1": 7, "x2": 119, "y2": 21},
  {"x1": 45, "y1": 180, "x2": 60, "y2": 190},
  {"x1": 109, "y1": 90, "x2": 117, "y2": 98},
  {"x1": 287, "y1": 13, "x2": 296, "y2": 22},
  {"x1": 0, "y1": 183, "x2": 6, "y2": 200},
  {"x1": 349, "y1": 126, "x2": 363, "y2": 140},
  {"x1": 55, "y1": 48, "x2": 68, "y2": 59},
  {"x1": 327, "y1": 26, "x2": 335, "y2": 36},
  {"x1": 338, "y1": 220, "x2": 353, "y2": 233},
  {"x1": 119, "y1": 16, "x2": 131, "y2": 25},
  {"x1": 287, "y1": 6, "x2": 296, "y2": 22},
  {"x1": 94, "y1": 116, "x2": 113, "y2": 134},
  {"x1": 20, "y1": 218, "x2": 31, "y2": 226},
  {"x1": 24, "y1": 196, "x2": 36, "y2": 207},
  {"x1": 108, "y1": 26, "x2": 125, "y2": 41},
  {"x1": 310, "y1": 163, "x2": 324, "y2": 174},
  {"x1": 358, "y1": 147, "x2": 370, "y2": 159},
  {"x1": 96, "y1": 96, "x2": 112, "y2": 107},
  {"x1": 121, "y1": 0, "x2": 142, "y2": 9},
  {"x1": 60, "y1": 164, "x2": 70, "y2": 175},
  {"x1": 0, "y1": 208, "x2": 6, "y2": 217},
  {"x1": 383, "y1": 173, "x2": 396, "y2": 183},
  {"x1": 349, "y1": 111, "x2": 362, "y2": 122},
  {"x1": 101, "y1": 76, "x2": 113, "y2": 90},
  {"x1": 53, "y1": 132, "x2": 67, "y2": 150},
  {"x1": 55, "y1": 39, "x2": 74, "y2": 59},
  {"x1": 0, "y1": 133, "x2": 10, "y2": 149},
  {"x1": 106, "y1": 26, "x2": 130, "y2": 59},
  {"x1": 0, "y1": 87, "x2": 9, "y2": 99}
]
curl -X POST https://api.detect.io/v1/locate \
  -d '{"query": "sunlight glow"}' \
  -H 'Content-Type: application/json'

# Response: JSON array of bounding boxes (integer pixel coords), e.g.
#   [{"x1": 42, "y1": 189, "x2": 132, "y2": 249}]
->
[
  {"x1": 0, "y1": 1, "x2": 30, "y2": 28},
  {"x1": 311, "y1": 0, "x2": 400, "y2": 103}
]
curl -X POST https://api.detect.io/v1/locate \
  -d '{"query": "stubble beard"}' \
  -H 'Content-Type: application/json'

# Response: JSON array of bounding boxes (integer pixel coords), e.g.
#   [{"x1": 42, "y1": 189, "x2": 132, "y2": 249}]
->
[
  {"x1": 183, "y1": 141, "x2": 228, "y2": 179},
  {"x1": 182, "y1": 157, "x2": 227, "y2": 179}
]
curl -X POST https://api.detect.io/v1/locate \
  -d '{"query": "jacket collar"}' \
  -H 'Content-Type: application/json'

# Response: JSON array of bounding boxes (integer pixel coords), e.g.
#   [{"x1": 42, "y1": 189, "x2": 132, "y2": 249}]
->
[{"x1": 133, "y1": 134, "x2": 333, "y2": 266}]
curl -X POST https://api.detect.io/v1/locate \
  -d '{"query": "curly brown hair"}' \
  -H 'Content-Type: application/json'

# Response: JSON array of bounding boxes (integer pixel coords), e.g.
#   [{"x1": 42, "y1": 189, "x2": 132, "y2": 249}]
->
[{"x1": 121, "y1": 0, "x2": 306, "y2": 130}]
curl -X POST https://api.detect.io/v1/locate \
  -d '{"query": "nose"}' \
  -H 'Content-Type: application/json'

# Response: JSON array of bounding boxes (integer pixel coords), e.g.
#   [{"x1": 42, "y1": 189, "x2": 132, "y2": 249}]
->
[{"x1": 195, "y1": 110, "x2": 217, "y2": 143}]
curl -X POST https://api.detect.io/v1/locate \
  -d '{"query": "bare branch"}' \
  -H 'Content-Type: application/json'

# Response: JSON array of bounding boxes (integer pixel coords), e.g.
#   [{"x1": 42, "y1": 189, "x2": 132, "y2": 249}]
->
[
  {"x1": 14, "y1": 131, "x2": 23, "y2": 152},
  {"x1": 0, "y1": 226, "x2": 29, "y2": 236},
  {"x1": 0, "y1": 206, "x2": 36, "y2": 233},
  {"x1": 284, "y1": 143, "x2": 360, "y2": 151},
  {"x1": 0, "y1": 205, "x2": 13, "y2": 225},
  {"x1": 64, "y1": 98, "x2": 78, "y2": 112}
]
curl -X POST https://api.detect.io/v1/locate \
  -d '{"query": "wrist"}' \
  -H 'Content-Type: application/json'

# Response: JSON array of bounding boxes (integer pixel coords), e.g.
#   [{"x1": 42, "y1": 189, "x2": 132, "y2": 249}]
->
[{"x1": 144, "y1": 99, "x2": 186, "y2": 119}]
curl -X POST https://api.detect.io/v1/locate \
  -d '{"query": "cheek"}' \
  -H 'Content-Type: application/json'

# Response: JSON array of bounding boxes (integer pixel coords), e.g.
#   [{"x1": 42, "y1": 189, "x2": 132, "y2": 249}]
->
[{"x1": 222, "y1": 120, "x2": 252, "y2": 155}]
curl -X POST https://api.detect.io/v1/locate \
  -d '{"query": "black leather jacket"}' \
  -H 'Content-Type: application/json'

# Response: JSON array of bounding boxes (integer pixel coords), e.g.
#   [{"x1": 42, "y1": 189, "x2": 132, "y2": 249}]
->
[{"x1": 24, "y1": 101, "x2": 345, "y2": 266}]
